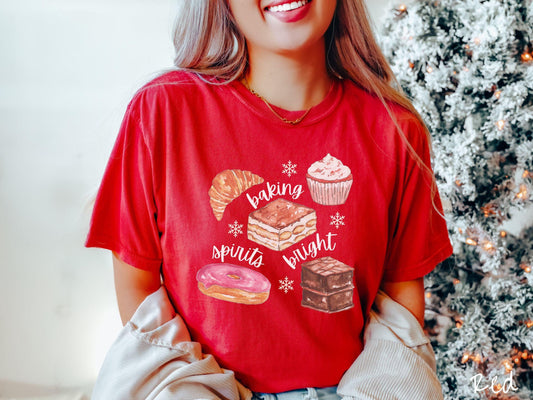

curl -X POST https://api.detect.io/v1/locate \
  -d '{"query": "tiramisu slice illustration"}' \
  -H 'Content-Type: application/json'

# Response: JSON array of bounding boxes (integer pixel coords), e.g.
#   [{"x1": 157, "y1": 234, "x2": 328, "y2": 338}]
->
[{"x1": 247, "y1": 198, "x2": 317, "y2": 251}]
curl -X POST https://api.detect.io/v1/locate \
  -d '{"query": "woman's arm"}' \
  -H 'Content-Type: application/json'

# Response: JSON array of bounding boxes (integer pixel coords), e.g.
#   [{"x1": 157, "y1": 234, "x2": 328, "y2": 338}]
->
[
  {"x1": 379, "y1": 277, "x2": 426, "y2": 327},
  {"x1": 112, "y1": 251, "x2": 162, "y2": 325}
]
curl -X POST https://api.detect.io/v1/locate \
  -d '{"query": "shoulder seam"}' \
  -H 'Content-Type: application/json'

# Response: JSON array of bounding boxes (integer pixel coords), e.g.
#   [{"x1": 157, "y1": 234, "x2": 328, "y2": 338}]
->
[{"x1": 126, "y1": 103, "x2": 159, "y2": 197}]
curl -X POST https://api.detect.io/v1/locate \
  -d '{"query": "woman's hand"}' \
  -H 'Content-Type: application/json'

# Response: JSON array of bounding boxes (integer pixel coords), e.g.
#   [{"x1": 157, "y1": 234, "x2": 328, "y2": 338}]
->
[
  {"x1": 112, "y1": 251, "x2": 162, "y2": 325},
  {"x1": 379, "y1": 277, "x2": 426, "y2": 328}
]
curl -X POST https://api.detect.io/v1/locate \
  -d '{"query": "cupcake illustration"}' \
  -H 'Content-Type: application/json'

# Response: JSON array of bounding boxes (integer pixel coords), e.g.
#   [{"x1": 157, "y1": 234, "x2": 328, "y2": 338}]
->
[{"x1": 306, "y1": 154, "x2": 353, "y2": 205}]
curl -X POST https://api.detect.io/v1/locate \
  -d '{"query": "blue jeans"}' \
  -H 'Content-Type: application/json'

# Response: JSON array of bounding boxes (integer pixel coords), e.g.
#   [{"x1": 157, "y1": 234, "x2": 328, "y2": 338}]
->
[{"x1": 252, "y1": 386, "x2": 341, "y2": 400}]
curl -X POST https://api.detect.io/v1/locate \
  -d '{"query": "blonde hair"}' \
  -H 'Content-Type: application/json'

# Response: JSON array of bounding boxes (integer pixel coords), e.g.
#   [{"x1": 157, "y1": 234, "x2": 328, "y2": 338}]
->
[{"x1": 172, "y1": 0, "x2": 443, "y2": 218}]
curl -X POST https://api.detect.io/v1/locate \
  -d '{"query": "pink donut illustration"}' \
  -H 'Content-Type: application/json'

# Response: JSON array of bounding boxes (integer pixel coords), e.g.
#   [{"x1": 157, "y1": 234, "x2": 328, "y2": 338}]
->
[{"x1": 196, "y1": 263, "x2": 271, "y2": 305}]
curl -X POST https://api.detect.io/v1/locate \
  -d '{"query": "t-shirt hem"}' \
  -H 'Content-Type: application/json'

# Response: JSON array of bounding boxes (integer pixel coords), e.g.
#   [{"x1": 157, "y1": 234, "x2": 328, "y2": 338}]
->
[
  {"x1": 382, "y1": 239, "x2": 453, "y2": 283},
  {"x1": 85, "y1": 237, "x2": 162, "y2": 272}
]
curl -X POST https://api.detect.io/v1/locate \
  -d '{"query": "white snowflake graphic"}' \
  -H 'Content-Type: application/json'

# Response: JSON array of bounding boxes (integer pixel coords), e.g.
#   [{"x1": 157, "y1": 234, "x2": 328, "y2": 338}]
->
[
  {"x1": 228, "y1": 220, "x2": 243, "y2": 237},
  {"x1": 282, "y1": 160, "x2": 297, "y2": 178},
  {"x1": 330, "y1": 212, "x2": 345, "y2": 229},
  {"x1": 278, "y1": 276, "x2": 294, "y2": 293}
]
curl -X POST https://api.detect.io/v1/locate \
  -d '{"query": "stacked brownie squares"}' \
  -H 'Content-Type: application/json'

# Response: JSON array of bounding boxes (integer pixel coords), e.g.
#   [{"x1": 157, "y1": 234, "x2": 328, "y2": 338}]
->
[{"x1": 301, "y1": 256, "x2": 354, "y2": 313}]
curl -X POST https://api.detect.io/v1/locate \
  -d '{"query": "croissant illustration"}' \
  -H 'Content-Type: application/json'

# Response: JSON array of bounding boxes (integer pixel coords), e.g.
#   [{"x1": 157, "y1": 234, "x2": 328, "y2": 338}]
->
[{"x1": 209, "y1": 169, "x2": 264, "y2": 221}]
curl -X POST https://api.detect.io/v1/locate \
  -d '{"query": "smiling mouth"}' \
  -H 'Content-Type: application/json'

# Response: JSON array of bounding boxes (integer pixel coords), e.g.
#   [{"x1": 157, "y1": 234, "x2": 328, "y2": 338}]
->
[{"x1": 265, "y1": 0, "x2": 311, "y2": 13}]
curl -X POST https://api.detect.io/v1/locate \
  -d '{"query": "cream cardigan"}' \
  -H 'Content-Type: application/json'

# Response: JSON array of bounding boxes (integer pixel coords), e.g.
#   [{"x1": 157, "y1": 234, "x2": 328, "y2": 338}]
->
[
  {"x1": 91, "y1": 287, "x2": 443, "y2": 400},
  {"x1": 337, "y1": 289, "x2": 444, "y2": 400}
]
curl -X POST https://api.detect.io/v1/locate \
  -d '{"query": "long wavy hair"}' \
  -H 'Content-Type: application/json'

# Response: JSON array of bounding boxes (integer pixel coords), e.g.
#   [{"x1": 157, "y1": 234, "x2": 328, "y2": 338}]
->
[{"x1": 172, "y1": 0, "x2": 442, "y2": 216}]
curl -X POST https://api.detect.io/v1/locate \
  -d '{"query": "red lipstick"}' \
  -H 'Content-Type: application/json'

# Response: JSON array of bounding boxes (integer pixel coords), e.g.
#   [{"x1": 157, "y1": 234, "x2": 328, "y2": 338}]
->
[{"x1": 264, "y1": 0, "x2": 312, "y2": 23}]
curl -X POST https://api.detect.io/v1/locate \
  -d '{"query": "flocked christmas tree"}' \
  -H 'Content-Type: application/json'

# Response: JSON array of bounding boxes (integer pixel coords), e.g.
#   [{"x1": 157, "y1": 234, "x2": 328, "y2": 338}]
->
[{"x1": 378, "y1": 0, "x2": 533, "y2": 399}]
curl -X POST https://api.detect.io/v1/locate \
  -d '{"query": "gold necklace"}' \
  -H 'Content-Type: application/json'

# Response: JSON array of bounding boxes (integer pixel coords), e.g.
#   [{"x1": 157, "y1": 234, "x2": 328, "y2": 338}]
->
[{"x1": 242, "y1": 77, "x2": 312, "y2": 125}]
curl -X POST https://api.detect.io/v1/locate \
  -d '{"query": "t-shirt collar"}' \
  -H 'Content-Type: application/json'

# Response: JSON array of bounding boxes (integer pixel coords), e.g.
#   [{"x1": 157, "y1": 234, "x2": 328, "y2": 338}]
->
[{"x1": 228, "y1": 76, "x2": 344, "y2": 127}]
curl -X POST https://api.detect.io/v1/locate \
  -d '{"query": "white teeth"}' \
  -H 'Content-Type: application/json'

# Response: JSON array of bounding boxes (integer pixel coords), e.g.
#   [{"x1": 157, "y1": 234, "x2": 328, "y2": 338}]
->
[{"x1": 267, "y1": 0, "x2": 308, "y2": 13}]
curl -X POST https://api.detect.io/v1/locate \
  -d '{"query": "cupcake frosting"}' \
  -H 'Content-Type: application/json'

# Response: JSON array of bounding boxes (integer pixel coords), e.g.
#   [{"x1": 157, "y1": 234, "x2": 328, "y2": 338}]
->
[{"x1": 307, "y1": 154, "x2": 351, "y2": 181}]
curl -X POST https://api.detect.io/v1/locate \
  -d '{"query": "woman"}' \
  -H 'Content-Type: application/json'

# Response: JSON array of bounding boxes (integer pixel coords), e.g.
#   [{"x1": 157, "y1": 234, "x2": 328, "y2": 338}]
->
[{"x1": 86, "y1": 0, "x2": 453, "y2": 398}]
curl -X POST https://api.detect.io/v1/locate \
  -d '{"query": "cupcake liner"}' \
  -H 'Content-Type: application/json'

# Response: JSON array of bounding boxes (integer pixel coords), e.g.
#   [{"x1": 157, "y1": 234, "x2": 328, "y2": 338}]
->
[{"x1": 306, "y1": 177, "x2": 353, "y2": 205}]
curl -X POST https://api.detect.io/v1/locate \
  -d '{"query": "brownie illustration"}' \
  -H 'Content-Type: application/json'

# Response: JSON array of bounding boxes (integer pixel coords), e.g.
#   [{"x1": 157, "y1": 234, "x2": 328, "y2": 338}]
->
[
  {"x1": 301, "y1": 257, "x2": 354, "y2": 313},
  {"x1": 247, "y1": 198, "x2": 317, "y2": 251}
]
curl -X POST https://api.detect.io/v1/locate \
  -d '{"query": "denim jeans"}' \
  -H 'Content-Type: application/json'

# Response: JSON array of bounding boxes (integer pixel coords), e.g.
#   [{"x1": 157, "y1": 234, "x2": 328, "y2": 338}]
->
[{"x1": 252, "y1": 386, "x2": 341, "y2": 400}]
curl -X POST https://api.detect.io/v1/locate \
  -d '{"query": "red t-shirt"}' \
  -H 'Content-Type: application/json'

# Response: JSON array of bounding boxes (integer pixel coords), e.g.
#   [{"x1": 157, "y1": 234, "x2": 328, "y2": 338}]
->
[{"x1": 85, "y1": 70, "x2": 453, "y2": 393}]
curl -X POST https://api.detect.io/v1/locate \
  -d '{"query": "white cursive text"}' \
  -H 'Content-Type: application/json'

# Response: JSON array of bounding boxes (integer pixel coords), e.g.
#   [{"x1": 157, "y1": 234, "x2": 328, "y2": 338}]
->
[
  {"x1": 246, "y1": 182, "x2": 303, "y2": 209},
  {"x1": 282, "y1": 232, "x2": 337, "y2": 269},
  {"x1": 470, "y1": 371, "x2": 518, "y2": 394},
  {"x1": 212, "y1": 244, "x2": 264, "y2": 268}
]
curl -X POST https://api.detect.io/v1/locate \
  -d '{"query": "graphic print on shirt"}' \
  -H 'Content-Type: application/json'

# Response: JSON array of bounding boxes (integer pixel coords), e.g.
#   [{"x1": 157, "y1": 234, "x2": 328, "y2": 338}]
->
[
  {"x1": 196, "y1": 263, "x2": 271, "y2": 305},
  {"x1": 212, "y1": 242, "x2": 264, "y2": 268},
  {"x1": 201, "y1": 154, "x2": 355, "y2": 313},
  {"x1": 301, "y1": 256, "x2": 355, "y2": 313},
  {"x1": 278, "y1": 276, "x2": 294, "y2": 293},
  {"x1": 330, "y1": 212, "x2": 346, "y2": 229},
  {"x1": 208, "y1": 169, "x2": 264, "y2": 221},
  {"x1": 306, "y1": 154, "x2": 353, "y2": 205},
  {"x1": 247, "y1": 198, "x2": 317, "y2": 251},
  {"x1": 281, "y1": 160, "x2": 297, "y2": 178},
  {"x1": 228, "y1": 220, "x2": 244, "y2": 237}
]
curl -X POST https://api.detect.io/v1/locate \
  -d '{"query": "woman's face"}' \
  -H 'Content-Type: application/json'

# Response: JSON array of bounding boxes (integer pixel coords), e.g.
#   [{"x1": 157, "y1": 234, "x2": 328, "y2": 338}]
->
[{"x1": 227, "y1": 0, "x2": 337, "y2": 56}]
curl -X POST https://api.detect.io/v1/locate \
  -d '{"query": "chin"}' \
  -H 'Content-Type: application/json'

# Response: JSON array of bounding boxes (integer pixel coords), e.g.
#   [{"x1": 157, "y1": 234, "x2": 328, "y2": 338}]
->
[
  {"x1": 270, "y1": 25, "x2": 329, "y2": 52},
  {"x1": 271, "y1": 36, "x2": 324, "y2": 55}
]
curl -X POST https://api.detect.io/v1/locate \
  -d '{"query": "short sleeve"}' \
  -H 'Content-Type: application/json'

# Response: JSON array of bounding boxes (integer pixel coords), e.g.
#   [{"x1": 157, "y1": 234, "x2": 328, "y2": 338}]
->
[
  {"x1": 85, "y1": 100, "x2": 163, "y2": 272},
  {"x1": 382, "y1": 118, "x2": 453, "y2": 282}
]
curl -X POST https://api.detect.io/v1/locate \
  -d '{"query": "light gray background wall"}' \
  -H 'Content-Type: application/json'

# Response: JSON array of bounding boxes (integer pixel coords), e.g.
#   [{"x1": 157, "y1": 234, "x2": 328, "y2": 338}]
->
[{"x1": 1, "y1": 0, "x2": 531, "y2": 396}]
